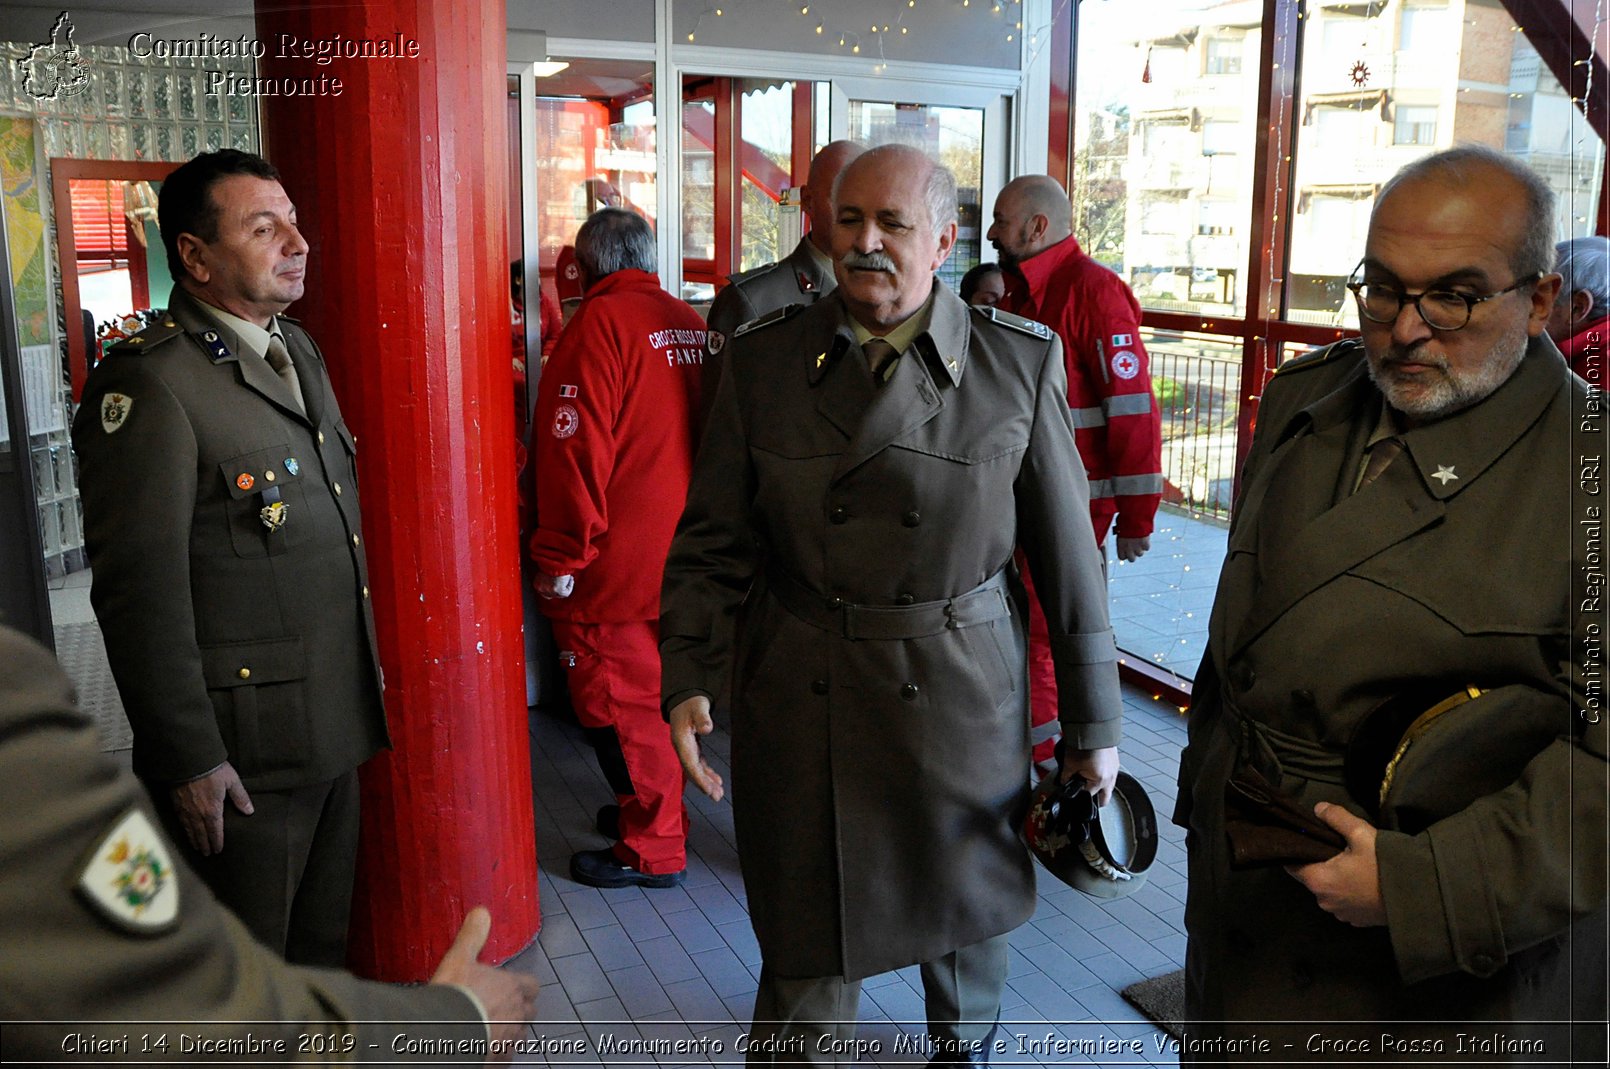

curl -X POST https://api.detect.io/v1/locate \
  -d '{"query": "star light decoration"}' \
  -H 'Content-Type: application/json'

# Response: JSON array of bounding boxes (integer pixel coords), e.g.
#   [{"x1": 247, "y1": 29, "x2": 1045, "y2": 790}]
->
[
  {"x1": 1349, "y1": 59, "x2": 1371, "y2": 87},
  {"x1": 681, "y1": 0, "x2": 1046, "y2": 59}
]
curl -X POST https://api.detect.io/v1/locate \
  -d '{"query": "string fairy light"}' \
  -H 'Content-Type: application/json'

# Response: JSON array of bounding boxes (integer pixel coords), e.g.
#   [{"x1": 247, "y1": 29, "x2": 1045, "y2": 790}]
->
[{"x1": 678, "y1": 1, "x2": 1070, "y2": 71}]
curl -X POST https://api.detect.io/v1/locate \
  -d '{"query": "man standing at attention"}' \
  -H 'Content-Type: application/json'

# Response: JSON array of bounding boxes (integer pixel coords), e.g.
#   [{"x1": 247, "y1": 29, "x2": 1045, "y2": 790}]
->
[
  {"x1": 661, "y1": 144, "x2": 1122, "y2": 1064},
  {"x1": 530, "y1": 208, "x2": 703, "y2": 890},
  {"x1": 1177, "y1": 146, "x2": 1605, "y2": 1055},
  {"x1": 72, "y1": 149, "x2": 388, "y2": 966},
  {"x1": 988, "y1": 175, "x2": 1163, "y2": 773},
  {"x1": 702, "y1": 140, "x2": 864, "y2": 398}
]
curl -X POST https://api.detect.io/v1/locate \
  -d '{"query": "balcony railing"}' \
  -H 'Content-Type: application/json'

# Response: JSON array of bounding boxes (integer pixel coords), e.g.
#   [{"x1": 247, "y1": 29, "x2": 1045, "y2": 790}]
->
[{"x1": 1146, "y1": 336, "x2": 1243, "y2": 520}]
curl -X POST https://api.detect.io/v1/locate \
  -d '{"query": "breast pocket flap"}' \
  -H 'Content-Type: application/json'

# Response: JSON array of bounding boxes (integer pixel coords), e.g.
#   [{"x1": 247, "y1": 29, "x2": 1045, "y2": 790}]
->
[{"x1": 201, "y1": 636, "x2": 306, "y2": 688}]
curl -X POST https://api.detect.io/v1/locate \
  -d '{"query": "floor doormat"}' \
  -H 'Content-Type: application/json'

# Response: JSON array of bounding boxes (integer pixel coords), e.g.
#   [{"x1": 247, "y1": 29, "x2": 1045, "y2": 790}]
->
[{"x1": 1122, "y1": 969, "x2": 1185, "y2": 1040}]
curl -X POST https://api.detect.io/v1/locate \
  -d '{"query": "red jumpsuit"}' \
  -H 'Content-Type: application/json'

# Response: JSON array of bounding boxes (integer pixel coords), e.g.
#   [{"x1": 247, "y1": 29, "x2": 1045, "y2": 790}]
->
[
  {"x1": 999, "y1": 236, "x2": 1163, "y2": 766},
  {"x1": 530, "y1": 269, "x2": 705, "y2": 874}
]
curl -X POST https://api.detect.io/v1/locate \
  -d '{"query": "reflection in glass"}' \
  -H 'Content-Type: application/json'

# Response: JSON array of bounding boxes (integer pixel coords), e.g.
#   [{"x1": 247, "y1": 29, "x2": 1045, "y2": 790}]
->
[
  {"x1": 1075, "y1": 0, "x2": 1261, "y2": 317},
  {"x1": 1287, "y1": 1, "x2": 1606, "y2": 330}
]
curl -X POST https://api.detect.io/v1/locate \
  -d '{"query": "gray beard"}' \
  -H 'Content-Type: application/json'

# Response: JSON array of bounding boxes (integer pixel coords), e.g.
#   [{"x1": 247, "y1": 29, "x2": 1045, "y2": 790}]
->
[{"x1": 1367, "y1": 321, "x2": 1529, "y2": 423}]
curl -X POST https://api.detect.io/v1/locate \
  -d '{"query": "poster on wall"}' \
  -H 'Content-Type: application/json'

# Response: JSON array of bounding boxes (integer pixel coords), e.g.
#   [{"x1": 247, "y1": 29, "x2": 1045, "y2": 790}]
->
[{"x1": 0, "y1": 113, "x2": 63, "y2": 445}]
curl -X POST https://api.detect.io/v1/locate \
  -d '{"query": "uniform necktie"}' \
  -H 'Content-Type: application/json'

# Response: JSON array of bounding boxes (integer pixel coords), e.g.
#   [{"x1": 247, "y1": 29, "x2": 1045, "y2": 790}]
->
[
  {"x1": 265, "y1": 334, "x2": 307, "y2": 417},
  {"x1": 864, "y1": 339, "x2": 900, "y2": 383},
  {"x1": 1355, "y1": 436, "x2": 1404, "y2": 492}
]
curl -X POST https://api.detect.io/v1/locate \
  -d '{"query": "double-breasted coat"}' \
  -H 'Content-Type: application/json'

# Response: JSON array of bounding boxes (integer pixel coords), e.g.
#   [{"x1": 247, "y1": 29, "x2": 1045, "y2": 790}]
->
[
  {"x1": 71, "y1": 286, "x2": 388, "y2": 793},
  {"x1": 1176, "y1": 337, "x2": 1607, "y2": 1053},
  {"x1": 661, "y1": 284, "x2": 1122, "y2": 981}
]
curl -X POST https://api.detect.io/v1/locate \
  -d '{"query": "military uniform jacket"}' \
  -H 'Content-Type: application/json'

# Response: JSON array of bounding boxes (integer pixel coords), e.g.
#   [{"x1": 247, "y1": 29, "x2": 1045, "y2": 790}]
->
[
  {"x1": 0, "y1": 626, "x2": 483, "y2": 1057},
  {"x1": 72, "y1": 287, "x2": 388, "y2": 792},
  {"x1": 662, "y1": 284, "x2": 1122, "y2": 980},
  {"x1": 1175, "y1": 337, "x2": 1607, "y2": 1044},
  {"x1": 701, "y1": 237, "x2": 835, "y2": 414}
]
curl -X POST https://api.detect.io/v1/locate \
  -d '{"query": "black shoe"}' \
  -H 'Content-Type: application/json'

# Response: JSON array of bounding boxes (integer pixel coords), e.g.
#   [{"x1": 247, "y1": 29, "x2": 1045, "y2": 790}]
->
[
  {"x1": 927, "y1": 1021, "x2": 999, "y2": 1067},
  {"x1": 569, "y1": 848, "x2": 685, "y2": 889},
  {"x1": 595, "y1": 804, "x2": 621, "y2": 840}
]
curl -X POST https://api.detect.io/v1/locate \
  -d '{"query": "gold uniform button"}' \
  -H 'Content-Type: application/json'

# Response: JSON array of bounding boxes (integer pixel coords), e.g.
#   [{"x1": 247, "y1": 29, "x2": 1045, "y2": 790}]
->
[
  {"x1": 264, "y1": 469, "x2": 276, "y2": 482},
  {"x1": 333, "y1": 482, "x2": 343, "y2": 495},
  {"x1": 362, "y1": 585, "x2": 369, "y2": 598},
  {"x1": 237, "y1": 667, "x2": 251, "y2": 680},
  {"x1": 318, "y1": 431, "x2": 326, "y2": 444},
  {"x1": 352, "y1": 534, "x2": 361, "y2": 546}
]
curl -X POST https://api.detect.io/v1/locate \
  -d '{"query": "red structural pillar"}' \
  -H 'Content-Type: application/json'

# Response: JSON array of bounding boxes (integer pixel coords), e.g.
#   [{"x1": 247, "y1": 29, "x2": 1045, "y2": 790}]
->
[{"x1": 254, "y1": 0, "x2": 539, "y2": 978}]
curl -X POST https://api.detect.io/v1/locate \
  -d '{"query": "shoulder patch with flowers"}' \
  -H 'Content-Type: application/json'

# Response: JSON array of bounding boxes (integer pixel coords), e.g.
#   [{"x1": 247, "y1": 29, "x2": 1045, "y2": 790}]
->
[{"x1": 76, "y1": 808, "x2": 179, "y2": 934}]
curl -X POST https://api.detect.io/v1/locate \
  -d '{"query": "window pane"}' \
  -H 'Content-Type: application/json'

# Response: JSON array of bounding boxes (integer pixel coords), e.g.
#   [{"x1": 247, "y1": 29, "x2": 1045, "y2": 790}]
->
[
  {"x1": 1288, "y1": 3, "x2": 1607, "y2": 328},
  {"x1": 739, "y1": 80, "x2": 795, "y2": 271},
  {"x1": 1106, "y1": 327, "x2": 1239, "y2": 681},
  {"x1": 530, "y1": 58, "x2": 658, "y2": 312},
  {"x1": 1074, "y1": 0, "x2": 1263, "y2": 317},
  {"x1": 681, "y1": 98, "x2": 716, "y2": 262}
]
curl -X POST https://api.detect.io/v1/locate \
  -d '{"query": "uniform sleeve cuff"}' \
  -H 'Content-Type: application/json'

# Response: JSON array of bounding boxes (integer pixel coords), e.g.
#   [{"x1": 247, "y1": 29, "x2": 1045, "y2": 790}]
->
[
  {"x1": 1378, "y1": 829, "x2": 1458, "y2": 984},
  {"x1": 445, "y1": 984, "x2": 491, "y2": 1042}
]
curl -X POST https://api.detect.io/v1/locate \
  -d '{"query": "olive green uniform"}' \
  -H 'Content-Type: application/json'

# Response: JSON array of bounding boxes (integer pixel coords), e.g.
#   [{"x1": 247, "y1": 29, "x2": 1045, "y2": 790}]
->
[
  {"x1": 0, "y1": 625, "x2": 484, "y2": 1061},
  {"x1": 71, "y1": 286, "x2": 388, "y2": 965},
  {"x1": 1177, "y1": 337, "x2": 1607, "y2": 1058},
  {"x1": 701, "y1": 236, "x2": 836, "y2": 418}
]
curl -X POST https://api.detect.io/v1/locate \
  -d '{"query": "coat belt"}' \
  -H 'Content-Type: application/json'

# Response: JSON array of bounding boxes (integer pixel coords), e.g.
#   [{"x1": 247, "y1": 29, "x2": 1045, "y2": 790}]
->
[{"x1": 767, "y1": 568, "x2": 1011, "y2": 641}]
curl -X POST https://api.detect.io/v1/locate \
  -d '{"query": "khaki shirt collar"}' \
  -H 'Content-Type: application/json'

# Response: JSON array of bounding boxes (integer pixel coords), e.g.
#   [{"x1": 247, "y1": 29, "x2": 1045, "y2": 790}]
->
[{"x1": 189, "y1": 296, "x2": 284, "y2": 363}]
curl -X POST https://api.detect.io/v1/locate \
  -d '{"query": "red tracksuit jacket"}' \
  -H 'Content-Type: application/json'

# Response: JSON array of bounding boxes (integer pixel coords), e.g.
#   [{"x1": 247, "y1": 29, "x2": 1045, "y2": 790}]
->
[
  {"x1": 1000, "y1": 236, "x2": 1163, "y2": 542},
  {"x1": 529, "y1": 269, "x2": 705, "y2": 621}
]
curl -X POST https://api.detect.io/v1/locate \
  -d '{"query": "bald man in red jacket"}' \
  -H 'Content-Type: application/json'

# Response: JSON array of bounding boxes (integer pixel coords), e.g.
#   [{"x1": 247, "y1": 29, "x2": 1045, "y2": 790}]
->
[{"x1": 530, "y1": 209, "x2": 704, "y2": 888}]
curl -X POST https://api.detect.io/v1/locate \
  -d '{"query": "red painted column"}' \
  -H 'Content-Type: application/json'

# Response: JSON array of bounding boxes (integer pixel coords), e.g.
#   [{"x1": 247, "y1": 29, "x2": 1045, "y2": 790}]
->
[{"x1": 253, "y1": 0, "x2": 539, "y2": 978}]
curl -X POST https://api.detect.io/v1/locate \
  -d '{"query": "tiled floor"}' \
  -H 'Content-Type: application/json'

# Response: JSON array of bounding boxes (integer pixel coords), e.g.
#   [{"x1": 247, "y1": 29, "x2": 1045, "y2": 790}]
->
[
  {"x1": 52, "y1": 558, "x2": 1199, "y2": 1066},
  {"x1": 508, "y1": 683, "x2": 1190, "y2": 1067},
  {"x1": 1105, "y1": 507, "x2": 1227, "y2": 682}
]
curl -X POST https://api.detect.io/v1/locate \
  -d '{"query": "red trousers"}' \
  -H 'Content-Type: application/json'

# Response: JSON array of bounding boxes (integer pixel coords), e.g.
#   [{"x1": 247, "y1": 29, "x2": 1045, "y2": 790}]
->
[
  {"x1": 1016, "y1": 551, "x2": 1077, "y2": 773},
  {"x1": 550, "y1": 619, "x2": 687, "y2": 874}
]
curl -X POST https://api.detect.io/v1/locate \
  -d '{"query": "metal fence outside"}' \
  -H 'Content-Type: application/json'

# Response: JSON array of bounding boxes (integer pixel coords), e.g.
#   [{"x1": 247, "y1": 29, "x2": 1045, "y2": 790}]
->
[{"x1": 1145, "y1": 331, "x2": 1243, "y2": 522}]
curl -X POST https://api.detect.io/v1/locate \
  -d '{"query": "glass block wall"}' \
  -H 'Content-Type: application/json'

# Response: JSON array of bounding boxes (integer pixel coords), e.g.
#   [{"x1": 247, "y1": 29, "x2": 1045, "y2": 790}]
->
[{"x1": 0, "y1": 41, "x2": 259, "y2": 577}]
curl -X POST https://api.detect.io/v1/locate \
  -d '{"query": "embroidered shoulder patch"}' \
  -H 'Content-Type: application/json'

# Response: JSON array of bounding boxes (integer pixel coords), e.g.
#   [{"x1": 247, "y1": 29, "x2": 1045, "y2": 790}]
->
[
  {"x1": 100, "y1": 392, "x2": 133, "y2": 434},
  {"x1": 1110, "y1": 351, "x2": 1142, "y2": 380},
  {"x1": 552, "y1": 404, "x2": 580, "y2": 439},
  {"x1": 76, "y1": 808, "x2": 179, "y2": 935}
]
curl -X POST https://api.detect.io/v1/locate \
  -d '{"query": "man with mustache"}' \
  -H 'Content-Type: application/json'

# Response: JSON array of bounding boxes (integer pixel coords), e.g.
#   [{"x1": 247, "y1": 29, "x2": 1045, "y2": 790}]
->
[
  {"x1": 73, "y1": 150, "x2": 388, "y2": 966},
  {"x1": 1176, "y1": 145, "x2": 1606, "y2": 1055},
  {"x1": 661, "y1": 144, "x2": 1122, "y2": 1065}
]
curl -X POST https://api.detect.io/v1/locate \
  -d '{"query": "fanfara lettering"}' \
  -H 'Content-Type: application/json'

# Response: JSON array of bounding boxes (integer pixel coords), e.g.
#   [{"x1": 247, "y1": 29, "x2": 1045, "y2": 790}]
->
[{"x1": 648, "y1": 327, "x2": 707, "y2": 368}]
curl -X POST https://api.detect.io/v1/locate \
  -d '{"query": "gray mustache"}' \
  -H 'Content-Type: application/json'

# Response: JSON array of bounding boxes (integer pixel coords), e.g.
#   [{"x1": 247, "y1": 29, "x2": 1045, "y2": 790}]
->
[{"x1": 841, "y1": 250, "x2": 896, "y2": 272}]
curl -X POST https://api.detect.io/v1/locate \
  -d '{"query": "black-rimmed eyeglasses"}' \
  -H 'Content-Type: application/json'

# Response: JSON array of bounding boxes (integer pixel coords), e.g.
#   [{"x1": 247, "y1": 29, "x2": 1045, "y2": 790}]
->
[{"x1": 1345, "y1": 264, "x2": 1542, "y2": 332}]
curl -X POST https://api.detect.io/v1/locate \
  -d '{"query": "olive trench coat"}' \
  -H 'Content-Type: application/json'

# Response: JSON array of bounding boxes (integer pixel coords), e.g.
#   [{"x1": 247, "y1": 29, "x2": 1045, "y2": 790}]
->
[
  {"x1": 661, "y1": 284, "x2": 1121, "y2": 981},
  {"x1": 1176, "y1": 337, "x2": 1607, "y2": 1057}
]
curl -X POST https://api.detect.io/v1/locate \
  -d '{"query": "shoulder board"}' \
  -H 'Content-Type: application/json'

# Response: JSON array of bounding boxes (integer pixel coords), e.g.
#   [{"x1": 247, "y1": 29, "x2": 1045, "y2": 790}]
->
[
  {"x1": 733, "y1": 303, "x2": 805, "y2": 337},
  {"x1": 727, "y1": 259, "x2": 781, "y2": 287},
  {"x1": 971, "y1": 305, "x2": 1053, "y2": 340},
  {"x1": 1272, "y1": 337, "x2": 1364, "y2": 377},
  {"x1": 105, "y1": 318, "x2": 186, "y2": 354},
  {"x1": 277, "y1": 312, "x2": 301, "y2": 324}
]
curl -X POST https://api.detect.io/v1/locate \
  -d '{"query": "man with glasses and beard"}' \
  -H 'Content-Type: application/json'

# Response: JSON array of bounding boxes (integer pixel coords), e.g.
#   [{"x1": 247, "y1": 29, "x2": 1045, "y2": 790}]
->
[{"x1": 1175, "y1": 145, "x2": 1606, "y2": 1058}]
